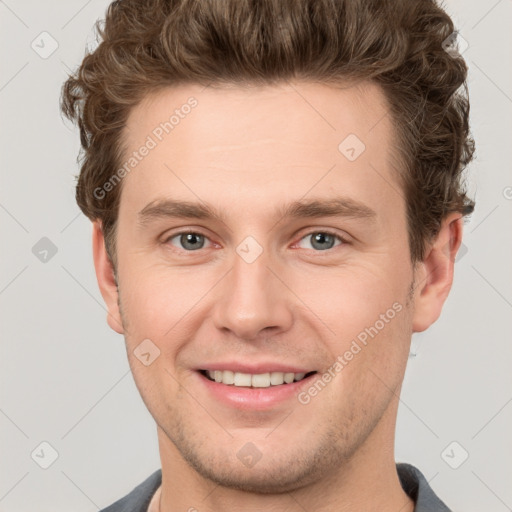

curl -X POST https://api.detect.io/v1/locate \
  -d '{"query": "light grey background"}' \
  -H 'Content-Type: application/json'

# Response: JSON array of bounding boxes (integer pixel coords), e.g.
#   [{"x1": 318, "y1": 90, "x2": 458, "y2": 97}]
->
[{"x1": 1, "y1": 1, "x2": 511, "y2": 511}]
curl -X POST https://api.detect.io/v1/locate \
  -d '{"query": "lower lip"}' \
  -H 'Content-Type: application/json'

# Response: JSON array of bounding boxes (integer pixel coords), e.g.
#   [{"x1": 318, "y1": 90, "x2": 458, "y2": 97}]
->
[{"x1": 196, "y1": 371, "x2": 317, "y2": 410}]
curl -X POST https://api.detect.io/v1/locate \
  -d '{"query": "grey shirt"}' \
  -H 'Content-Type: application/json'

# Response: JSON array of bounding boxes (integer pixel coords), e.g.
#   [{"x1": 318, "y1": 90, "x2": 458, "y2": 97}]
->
[{"x1": 100, "y1": 463, "x2": 451, "y2": 511}]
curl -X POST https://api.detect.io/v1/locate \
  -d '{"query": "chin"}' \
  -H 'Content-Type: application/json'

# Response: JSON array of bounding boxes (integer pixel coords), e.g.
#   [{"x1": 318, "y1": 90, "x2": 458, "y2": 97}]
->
[{"x1": 187, "y1": 456, "x2": 322, "y2": 494}]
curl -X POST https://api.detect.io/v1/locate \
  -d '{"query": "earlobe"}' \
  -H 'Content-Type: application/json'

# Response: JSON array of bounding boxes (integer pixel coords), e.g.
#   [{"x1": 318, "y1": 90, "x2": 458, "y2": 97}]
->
[
  {"x1": 412, "y1": 212, "x2": 464, "y2": 333},
  {"x1": 91, "y1": 221, "x2": 124, "y2": 334}
]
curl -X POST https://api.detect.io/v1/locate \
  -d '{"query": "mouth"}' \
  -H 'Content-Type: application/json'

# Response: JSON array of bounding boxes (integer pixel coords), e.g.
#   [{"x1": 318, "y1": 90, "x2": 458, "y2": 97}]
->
[{"x1": 198, "y1": 369, "x2": 318, "y2": 388}]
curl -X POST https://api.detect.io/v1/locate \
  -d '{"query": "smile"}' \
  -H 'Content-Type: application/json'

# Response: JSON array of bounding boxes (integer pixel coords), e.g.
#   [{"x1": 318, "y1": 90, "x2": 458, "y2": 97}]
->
[{"x1": 200, "y1": 369, "x2": 317, "y2": 388}]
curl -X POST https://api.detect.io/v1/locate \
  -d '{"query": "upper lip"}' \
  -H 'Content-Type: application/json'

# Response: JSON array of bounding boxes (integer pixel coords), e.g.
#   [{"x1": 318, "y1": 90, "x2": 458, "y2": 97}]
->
[{"x1": 197, "y1": 362, "x2": 315, "y2": 374}]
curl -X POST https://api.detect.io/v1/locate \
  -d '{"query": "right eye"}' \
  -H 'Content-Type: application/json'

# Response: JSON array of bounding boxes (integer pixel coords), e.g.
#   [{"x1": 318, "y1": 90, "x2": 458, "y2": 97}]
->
[{"x1": 164, "y1": 231, "x2": 213, "y2": 251}]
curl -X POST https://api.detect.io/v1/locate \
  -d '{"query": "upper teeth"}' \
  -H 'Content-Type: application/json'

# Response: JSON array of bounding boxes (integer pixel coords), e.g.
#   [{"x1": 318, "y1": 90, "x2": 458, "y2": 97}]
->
[{"x1": 205, "y1": 370, "x2": 308, "y2": 388}]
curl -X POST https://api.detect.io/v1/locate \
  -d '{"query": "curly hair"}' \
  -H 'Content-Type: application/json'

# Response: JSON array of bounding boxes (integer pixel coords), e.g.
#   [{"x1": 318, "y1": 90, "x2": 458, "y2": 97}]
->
[{"x1": 60, "y1": 0, "x2": 475, "y2": 269}]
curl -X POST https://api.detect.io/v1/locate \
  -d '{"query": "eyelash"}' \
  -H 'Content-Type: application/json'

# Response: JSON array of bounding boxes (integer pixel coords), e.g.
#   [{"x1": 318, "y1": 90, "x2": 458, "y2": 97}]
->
[{"x1": 162, "y1": 229, "x2": 348, "y2": 253}]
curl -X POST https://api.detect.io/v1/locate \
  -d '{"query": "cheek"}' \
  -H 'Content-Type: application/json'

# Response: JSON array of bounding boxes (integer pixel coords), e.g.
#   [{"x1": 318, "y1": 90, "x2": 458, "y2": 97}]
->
[
  {"x1": 118, "y1": 264, "x2": 215, "y2": 349},
  {"x1": 116, "y1": 230, "x2": 178, "y2": 319},
  {"x1": 287, "y1": 259, "x2": 413, "y2": 392},
  {"x1": 290, "y1": 260, "x2": 410, "y2": 334}
]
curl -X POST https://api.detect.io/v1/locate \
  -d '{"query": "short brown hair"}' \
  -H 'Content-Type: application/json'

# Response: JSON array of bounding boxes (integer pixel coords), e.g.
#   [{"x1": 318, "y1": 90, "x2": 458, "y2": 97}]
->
[{"x1": 60, "y1": 0, "x2": 475, "y2": 269}]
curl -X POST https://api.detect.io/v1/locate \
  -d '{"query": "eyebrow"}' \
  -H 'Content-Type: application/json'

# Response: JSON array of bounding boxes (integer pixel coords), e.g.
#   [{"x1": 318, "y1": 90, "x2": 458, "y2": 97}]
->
[{"x1": 137, "y1": 196, "x2": 377, "y2": 227}]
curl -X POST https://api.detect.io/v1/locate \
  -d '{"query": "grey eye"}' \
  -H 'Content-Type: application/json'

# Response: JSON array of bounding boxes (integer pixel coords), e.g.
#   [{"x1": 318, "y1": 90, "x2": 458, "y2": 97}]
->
[
  {"x1": 169, "y1": 232, "x2": 208, "y2": 251},
  {"x1": 297, "y1": 232, "x2": 342, "y2": 251}
]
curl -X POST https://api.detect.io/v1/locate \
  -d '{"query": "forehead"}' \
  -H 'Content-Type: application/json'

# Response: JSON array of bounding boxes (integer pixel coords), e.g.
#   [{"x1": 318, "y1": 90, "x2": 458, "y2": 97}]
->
[
  {"x1": 124, "y1": 80, "x2": 391, "y2": 156},
  {"x1": 119, "y1": 81, "x2": 403, "y2": 226}
]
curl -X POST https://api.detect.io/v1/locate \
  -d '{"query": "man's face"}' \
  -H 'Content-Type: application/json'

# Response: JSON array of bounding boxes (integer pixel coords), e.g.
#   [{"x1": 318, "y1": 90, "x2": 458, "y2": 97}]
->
[{"x1": 106, "y1": 82, "x2": 418, "y2": 491}]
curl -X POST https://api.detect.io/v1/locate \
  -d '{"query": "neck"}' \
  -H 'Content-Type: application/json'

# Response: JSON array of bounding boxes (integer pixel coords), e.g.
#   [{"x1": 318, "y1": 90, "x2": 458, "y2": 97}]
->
[{"x1": 154, "y1": 399, "x2": 414, "y2": 512}]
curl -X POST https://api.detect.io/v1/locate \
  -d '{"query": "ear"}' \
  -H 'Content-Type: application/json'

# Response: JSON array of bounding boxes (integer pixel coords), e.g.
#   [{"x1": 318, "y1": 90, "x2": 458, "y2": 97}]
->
[
  {"x1": 92, "y1": 221, "x2": 124, "y2": 334},
  {"x1": 412, "y1": 212, "x2": 464, "y2": 333}
]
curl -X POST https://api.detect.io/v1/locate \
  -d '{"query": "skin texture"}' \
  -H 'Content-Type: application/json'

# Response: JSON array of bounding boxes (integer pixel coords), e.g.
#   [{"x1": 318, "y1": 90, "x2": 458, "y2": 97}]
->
[{"x1": 92, "y1": 81, "x2": 463, "y2": 512}]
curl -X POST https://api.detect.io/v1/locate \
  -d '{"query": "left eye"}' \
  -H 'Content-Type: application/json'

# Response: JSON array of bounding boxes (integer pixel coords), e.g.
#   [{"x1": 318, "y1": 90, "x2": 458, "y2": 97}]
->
[
  {"x1": 296, "y1": 231, "x2": 344, "y2": 251},
  {"x1": 166, "y1": 232, "x2": 212, "y2": 251}
]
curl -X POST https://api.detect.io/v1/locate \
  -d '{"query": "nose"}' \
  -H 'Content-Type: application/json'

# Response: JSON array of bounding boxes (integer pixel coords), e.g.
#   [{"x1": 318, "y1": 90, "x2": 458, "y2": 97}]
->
[{"x1": 211, "y1": 246, "x2": 294, "y2": 341}]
